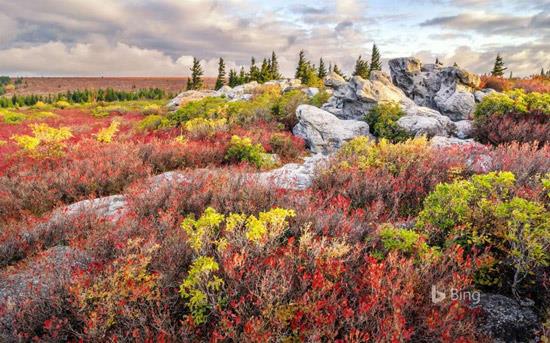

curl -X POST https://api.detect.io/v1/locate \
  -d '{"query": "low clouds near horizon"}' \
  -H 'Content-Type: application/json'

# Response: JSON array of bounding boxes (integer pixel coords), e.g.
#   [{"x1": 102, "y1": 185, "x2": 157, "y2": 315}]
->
[{"x1": 0, "y1": 0, "x2": 548, "y2": 77}]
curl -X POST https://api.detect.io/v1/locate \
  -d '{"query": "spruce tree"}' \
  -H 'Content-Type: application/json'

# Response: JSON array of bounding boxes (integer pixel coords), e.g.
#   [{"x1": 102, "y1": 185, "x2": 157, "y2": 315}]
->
[
  {"x1": 353, "y1": 55, "x2": 370, "y2": 79},
  {"x1": 295, "y1": 50, "x2": 307, "y2": 80},
  {"x1": 228, "y1": 69, "x2": 238, "y2": 87},
  {"x1": 333, "y1": 64, "x2": 345, "y2": 79},
  {"x1": 491, "y1": 54, "x2": 507, "y2": 77},
  {"x1": 260, "y1": 58, "x2": 271, "y2": 83},
  {"x1": 270, "y1": 51, "x2": 281, "y2": 79},
  {"x1": 188, "y1": 57, "x2": 204, "y2": 90},
  {"x1": 370, "y1": 44, "x2": 382, "y2": 72},
  {"x1": 509, "y1": 71, "x2": 513, "y2": 79},
  {"x1": 239, "y1": 67, "x2": 247, "y2": 84},
  {"x1": 186, "y1": 77, "x2": 192, "y2": 91},
  {"x1": 249, "y1": 57, "x2": 260, "y2": 82},
  {"x1": 318, "y1": 58, "x2": 327, "y2": 79},
  {"x1": 214, "y1": 57, "x2": 226, "y2": 90},
  {"x1": 541, "y1": 68, "x2": 545, "y2": 77}
]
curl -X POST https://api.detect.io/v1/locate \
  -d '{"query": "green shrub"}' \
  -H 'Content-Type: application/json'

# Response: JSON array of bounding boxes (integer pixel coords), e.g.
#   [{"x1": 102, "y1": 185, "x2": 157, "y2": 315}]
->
[
  {"x1": 271, "y1": 90, "x2": 308, "y2": 128},
  {"x1": 142, "y1": 104, "x2": 161, "y2": 115},
  {"x1": 309, "y1": 89, "x2": 331, "y2": 107},
  {"x1": 1, "y1": 110, "x2": 26, "y2": 124},
  {"x1": 474, "y1": 89, "x2": 550, "y2": 119},
  {"x1": 169, "y1": 97, "x2": 227, "y2": 123},
  {"x1": 136, "y1": 115, "x2": 171, "y2": 131},
  {"x1": 0, "y1": 86, "x2": 5, "y2": 96},
  {"x1": 364, "y1": 102, "x2": 410, "y2": 142},
  {"x1": 54, "y1": 100, "x2": 72, "y2": 109},
  {"x1": 225, "y1": 135, "x2": 267, "y2": 168},
  {"x1": 416, "y1": 171, "x2": 549, "y2": 293},
  {"x1": 379, "y1": 224, "x2": 430, "y2": 257},
  {"x1": 184, "y1": 118, "x2": 227, "y2": 139}
]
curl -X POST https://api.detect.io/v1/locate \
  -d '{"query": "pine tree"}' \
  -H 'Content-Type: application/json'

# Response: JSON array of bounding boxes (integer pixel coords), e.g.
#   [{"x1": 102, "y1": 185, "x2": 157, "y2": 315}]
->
[
  {"x1": 318, "y1": 58, "x2": 327, "y2": 79},
  {"x1": 509, "y1": 71, "x2": 513, "y2": 79},
  {"x1": 370, "y1": 44, "x2": 382, "y2": 72},
  {"x1": 214, "y1": 57, "x2": 226, "y2": 90},
  {"x1": 541, "y1": 68, "x2": 545, "y2": 77},
  {"x1": 270, "y1": 51, "x2": 281, "y2": 80},
  {"x1": 491, "y1": 54, "x2": 507, "y2": 77},
  {"x1": 228, "y1": 69, "x2": 238, "y2": 87},
  {"x1": 239, "y1": 67, "x2": 247, "y2": 84},
  {"x1": 186, "y1": 77, "x2": 192, "y2": 91},
  {"x1": 333, "y1": 64, "x2": 345, "y2": 79},
  {"x1": 260, "y1": 58, "x2": 271, "y2": 83},
  {"x1": 295, "y1": 50, "x2": 308, "y2": 80},
  {"x1": 453, "y1": 62, "x2": 458, "y2": 67},
  {"x1": 249, "y1": 57, "x2": 260, "y2": 82},
  {"x1": 353, "y1": 55, "x2": 370, "y2": 79},
  {"x1": 188, "y1": 57, "x2": 204, "y2": 90}
]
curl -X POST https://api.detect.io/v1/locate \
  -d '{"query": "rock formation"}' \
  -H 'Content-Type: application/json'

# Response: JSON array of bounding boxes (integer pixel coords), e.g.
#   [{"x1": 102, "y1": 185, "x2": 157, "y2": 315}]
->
[
  {"x1": 293, "y1": 104, "x2": 372, "y2": 153},
  {"x1": 388, "y1": 57, "x2": 481, "y2": 121}
]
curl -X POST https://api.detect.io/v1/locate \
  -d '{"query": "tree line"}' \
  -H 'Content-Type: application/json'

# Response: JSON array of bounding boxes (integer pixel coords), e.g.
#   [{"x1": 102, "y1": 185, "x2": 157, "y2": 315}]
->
[
  {"x1": 0, "y1": 87, "x2": 169, "y2": 108},
  {"x1": 186, "y1": 44, "x2": 384, "y2": 91}
]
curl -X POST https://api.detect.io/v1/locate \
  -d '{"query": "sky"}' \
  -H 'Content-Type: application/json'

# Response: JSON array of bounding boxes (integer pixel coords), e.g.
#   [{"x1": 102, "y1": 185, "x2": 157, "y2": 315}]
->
[{"x1": 0, "y1": 0, "x2": 548, "y2": 77}]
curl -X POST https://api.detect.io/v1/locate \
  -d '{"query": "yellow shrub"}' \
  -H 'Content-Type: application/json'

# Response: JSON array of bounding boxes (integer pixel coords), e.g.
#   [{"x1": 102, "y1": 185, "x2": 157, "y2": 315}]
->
[
  {"x1": 95, "y1": 120, "x2": 120, "y2": 143},
  {"x1": 54, "y1": 100, "x2": 71, "y2": 109},
  {"x1": 11, "y1": 123, "x2": 72, "y2": 157},
  {"x1": 184, "y1": 117, "x2": 227, "y2": 139}
]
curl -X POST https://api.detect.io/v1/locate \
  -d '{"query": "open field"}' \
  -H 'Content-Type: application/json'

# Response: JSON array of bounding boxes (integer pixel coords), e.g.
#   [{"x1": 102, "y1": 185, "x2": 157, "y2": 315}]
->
[{"x1": 5, "y1": 77, "x2": 217, "y2": 96}]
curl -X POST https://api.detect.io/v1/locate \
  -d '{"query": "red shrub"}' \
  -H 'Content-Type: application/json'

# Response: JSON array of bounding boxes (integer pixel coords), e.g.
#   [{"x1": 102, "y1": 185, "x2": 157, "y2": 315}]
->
[
  {"x1": 480, "y1": 76, "x2": 512, "y2": 92},
  {"x1": 473, "y1": 112, "x2": 549, "y2": 146}
]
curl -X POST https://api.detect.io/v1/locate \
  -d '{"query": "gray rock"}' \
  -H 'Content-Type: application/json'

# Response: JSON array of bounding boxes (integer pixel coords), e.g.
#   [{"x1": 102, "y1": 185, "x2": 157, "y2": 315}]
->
[
  {"x1": 51, "y1": 194, "x2": 128, "y2": 223},
  {"x1": 474, "y1": 293, "x2": 540, "y2": 343},
  {"x1": 302, "y1": 87, "x2": 319, "y2": 98},
  {"x1": 256, "y1": 154, "x2": 328, "y2": 190},
  {"x1": 321, "y1": 72, "x2": 413, "y2": 120},
  {"x1": 474, "y1": 88, "x2": 497, "y2": 103},
  {"x1": 293, "y1": 104, "x2": 372, "y2": 154},
  {"x1": 0, "y1": 246, "x2": 91, "y2": 341},
  {"x1": 167, "y1": 90, "x2": 216, "y2": 109},
  {"x1": 323, "y1": 72, "x2": 347, "y2": 88},
  {"x1": 430, "y1": 136, "x2": 478, "y2": 148},
  {"x1": 454, "y1": 120, "x2": 474, "y2": 139},
  {"x1": 389, "y1": 57, "x2": 480, "y2": 121},
  {"x1": 398, "y1": 105, "x2": 456, "y2": 137}
]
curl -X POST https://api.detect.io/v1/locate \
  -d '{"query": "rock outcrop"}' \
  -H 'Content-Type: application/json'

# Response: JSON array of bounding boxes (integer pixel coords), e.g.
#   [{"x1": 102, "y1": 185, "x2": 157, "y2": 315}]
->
[
  {"x1": 293, "y1": 104, "x2": 372, "y2": 154},
  {"x1": 256, "y1": 154, "x2": 327, "y2": 190},
  {"x1": 388, "y1": 57, "x2": 480, "y2": 121},
  {"x1": 474, "y1": 293, "x2": 540, "y2": 343},
  {"x1": 167, "y1": 89, "x2": 216, "y2": 110}
]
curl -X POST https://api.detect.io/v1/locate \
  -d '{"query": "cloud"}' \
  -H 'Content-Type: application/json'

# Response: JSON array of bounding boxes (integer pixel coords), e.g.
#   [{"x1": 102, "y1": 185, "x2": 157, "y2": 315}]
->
[{"x1": 420, "y1": 11, "x2": 549, "y2": 36}]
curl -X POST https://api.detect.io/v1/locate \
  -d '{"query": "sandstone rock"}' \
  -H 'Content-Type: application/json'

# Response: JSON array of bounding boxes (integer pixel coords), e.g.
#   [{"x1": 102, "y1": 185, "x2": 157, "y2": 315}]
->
[
  {"x1": 293, "y1": 104, "x2": 372, "y2": 153},
  {"x1": 321, "y1": 72, "x2": 413, "y2": 120},
  {"x1": 389, "y1": 57, "x2": 480, "y2": 121},
  {"x1": 256, "y1": 154, "x2": 328, "y2": 190},
  {"x1": 474, "y1": 293, "x2": 540, "y2": 343},
  {"x1": 167, "y1": 90, "x2": 216, "y2": 109},
  {"x1": 323, "y1": 72, "x2": 347, "y2": 88},
  {"x1": 474, "y1": 88, "x2": 497, "y2": 103},
  {"x1": 430, "y1": 136, "x2": 478, "y2": 148},
  {"x1": 398, "y1": 105, "x2": 455, "y2": 137},
  {"x1": 454, "y1": 120, "x2": 474, "y2": 139},
  {"x1": 302, "y1": 87, "x2": 319, "y2": 98}
]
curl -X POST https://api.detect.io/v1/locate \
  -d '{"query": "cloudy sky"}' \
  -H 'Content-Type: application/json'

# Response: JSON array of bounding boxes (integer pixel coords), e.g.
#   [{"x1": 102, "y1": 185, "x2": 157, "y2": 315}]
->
[{"x1": 0, "y1": 0, "x2": 548, "y2": 77}]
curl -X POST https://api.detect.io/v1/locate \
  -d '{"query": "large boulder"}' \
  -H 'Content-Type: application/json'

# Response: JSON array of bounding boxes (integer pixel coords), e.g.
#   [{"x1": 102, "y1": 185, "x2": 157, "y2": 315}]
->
[
  {"x1": 454, "y1": 120, "x2": 474, "y2": 139},
  {"x1": 293, "y1": 105, "x2": 372, "y2": 154},
  {"x1": 388, "y1": 57, "x2": 480, "y2": 121},
  {"x1": 322, "y1": 71, "x2": 414, "y2": 120},
  {"x1": 167, "y1": 89, "x2": 217, "y2": 109},
  {"x1": 256, "y1": 154, "x2": 328, "y2": 190},
  {"x1": 474, "y1": 293, "x2": 540, "y2": 343},
  {"x1": 398, "y1": 104, "x2": 456, "y2": 137}
]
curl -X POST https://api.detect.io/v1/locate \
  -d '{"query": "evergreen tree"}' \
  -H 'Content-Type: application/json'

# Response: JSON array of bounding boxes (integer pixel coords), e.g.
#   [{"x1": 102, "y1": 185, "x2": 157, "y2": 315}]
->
[
  {"x1": 249, "y1": 57, "x2": 260, "y2": 82},
  {"x1": 270, "y1": 51, "x2": 281, "y2": 79},
  {"x1": 353, "y1": 55, "x2": 370, "y2": 79},
  {"x1": 370, "y1": 44, "x2": 382, "y2": 72},
  {"x1": 260, "y1": 58, "x2": 271, "y2": 82},
  {"x1": 509, "y1": 71, "x2": 513, "y2": 79},
  {"x1": 453, "y1": 62, "x2": 459, "y2": 67},
  {"x1": 186, "y1": 77, "x2": 192, "y2": 91},
  {"x1": 228, "y1": 69, "x2": 238, "y2": 87},
  {"x1": 239, "y1": 67, "x2": 247, "y2": 84},
  {"x1": 329, "y1": 63, "x2": 333, "y2": 74},
  {"x1": 295, "y1": 50, "x2": 308, "y2": 80},
  {"x1": 214, "y1": 57, "x2": 226, "y2": 90},
  {"x1": 541, "y1": 68, "x2": 545, "y2": 77},
  {"x1": 333, "y1": 64, "x2": 345, "y2": 79},
  {"x1": 318, "y1": 58, "x2": 327, "y2": 79},
  {"x1": 491, "y1": 54, "x2": 507, "y2": 77},
  {"x1": 188, "y1": 57, "x2": 204, "y2": 90},
  {"x1": 435, "y1": 57, "x2": 442, "y2": 65}
]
